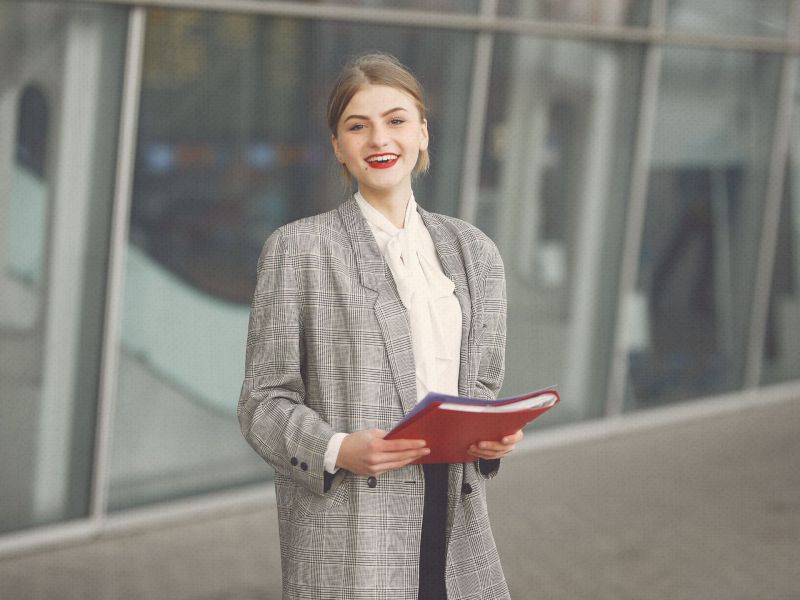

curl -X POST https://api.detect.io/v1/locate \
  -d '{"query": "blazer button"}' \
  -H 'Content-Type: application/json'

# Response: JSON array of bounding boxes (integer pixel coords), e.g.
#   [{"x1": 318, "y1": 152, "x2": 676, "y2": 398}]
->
[
  {"x1": 462, "y1": 483, "x2": 473, "y2": 495},
  {"x1": 290, "y1": 457, "x2": 298, "y2": 466},
  {"x1": 300, "y1": 462, "x2": 308, "y2": 471},
  {"x1": 367, "y1": 476, "x2": 377, "y2": 488}
]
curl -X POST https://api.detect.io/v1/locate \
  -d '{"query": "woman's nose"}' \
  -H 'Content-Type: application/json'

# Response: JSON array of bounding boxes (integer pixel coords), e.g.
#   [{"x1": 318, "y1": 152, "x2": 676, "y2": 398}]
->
[{"x1": 368, "y1": 123, "x2": 388, "y2": 147}]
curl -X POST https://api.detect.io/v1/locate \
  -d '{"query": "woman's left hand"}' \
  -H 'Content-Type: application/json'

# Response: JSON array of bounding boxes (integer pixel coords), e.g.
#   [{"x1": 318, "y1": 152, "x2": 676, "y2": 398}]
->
[{"x1": 467, "y1": 429, "x2": 524, "y2": 460}]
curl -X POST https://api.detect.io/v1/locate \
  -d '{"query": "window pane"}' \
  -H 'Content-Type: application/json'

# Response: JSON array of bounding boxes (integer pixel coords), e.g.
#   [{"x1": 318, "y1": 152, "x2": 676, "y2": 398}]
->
[
  {"x1": 109, "y1": 10, "x2": 475, "y2": 510},
  {"x1": 498, "y1": 0, "x2": 652, "y2": 26},
  {"x1": 761, "y1": 76, "x2": 800, "y2": 385},
  {"x1": 628, "y1": 48, "x2": 782, "y2": 409},
  {"x1": 0, "y1": 2, "x2": 126, "y2": 533},
  {"x1": 667, "y1": 0, "x2": 790, "y2": 37},
  {"x1": 476, "y1": 34, "x2": 645, "y2": 423}
]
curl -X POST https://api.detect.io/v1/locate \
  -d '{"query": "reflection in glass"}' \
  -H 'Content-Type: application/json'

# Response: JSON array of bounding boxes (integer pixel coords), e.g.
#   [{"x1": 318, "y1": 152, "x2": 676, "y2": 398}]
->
[
  {"x1": 628, "y1": 48, "x2": 781, "y2": 408},
  {"x1": 477, "y1": 34, "x2": 644, "y2": 422},
  {"x1": 667, "y1": 0, "x2": 790, "y2": 37},
  {"x1": 0, "y1": 3, "x2": 126, "y2": 533},
  {"x1": 761, "y1": 103, "x2": 800, "y2": 384},
  {"x1": 109, "y1": 10, "x2": 475, "y2": 510}
]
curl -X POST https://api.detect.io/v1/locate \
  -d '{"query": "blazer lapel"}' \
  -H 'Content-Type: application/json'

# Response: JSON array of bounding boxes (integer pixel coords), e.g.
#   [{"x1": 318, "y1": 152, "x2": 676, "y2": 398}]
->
[
  {"x1": 418, "y1": 208, "x2": 475, "y2": 398},
  {"x1": 338, "y1": 198, "x2": 418, "y2": 416}
]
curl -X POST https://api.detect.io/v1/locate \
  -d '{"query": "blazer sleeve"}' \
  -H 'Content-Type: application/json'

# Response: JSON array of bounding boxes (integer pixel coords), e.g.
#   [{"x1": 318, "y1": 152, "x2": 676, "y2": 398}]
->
[
  {"x1": 238, "y1": 228, "x2": 335, "y2": 497},
  {"x1": 473, "y1": 239, "x2": 507, "y2": 479},
  {"x1": 474, "y1": 239, "x2": 507, "y2": 402}
]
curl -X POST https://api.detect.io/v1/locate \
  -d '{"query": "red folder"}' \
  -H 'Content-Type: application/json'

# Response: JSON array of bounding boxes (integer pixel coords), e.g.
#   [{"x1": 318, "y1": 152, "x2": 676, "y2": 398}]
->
[{"x1": 384, "y1": 388, "x2": 559, "y2": 464}]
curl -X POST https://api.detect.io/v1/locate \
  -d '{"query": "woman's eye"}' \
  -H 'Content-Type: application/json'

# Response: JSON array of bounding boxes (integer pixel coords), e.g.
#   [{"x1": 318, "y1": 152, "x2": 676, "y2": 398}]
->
[
  {"x1": 390, "y1": 118, "x2": 405, "y2": 125},
  {"x1": 349, "y1": 123, "x2": 365, "y2": 131}
]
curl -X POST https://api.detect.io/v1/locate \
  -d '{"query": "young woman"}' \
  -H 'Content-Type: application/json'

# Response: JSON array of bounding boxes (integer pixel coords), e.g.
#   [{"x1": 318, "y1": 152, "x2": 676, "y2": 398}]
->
[{"x1": 239, "y1": 53, "x2": 522, "y2": 600}]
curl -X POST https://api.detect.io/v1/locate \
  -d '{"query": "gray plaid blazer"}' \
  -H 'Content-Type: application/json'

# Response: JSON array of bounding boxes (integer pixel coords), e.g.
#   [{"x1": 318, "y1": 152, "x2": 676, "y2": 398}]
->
[{"x1": 239, "y1": 197, "x2": 510, "y2": 600}]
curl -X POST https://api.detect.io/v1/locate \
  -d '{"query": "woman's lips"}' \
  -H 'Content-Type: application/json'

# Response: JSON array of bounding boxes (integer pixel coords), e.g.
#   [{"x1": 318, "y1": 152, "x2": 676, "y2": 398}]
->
[{"x1": 366, "y1": 154, "x2": 399, "y2": 169}]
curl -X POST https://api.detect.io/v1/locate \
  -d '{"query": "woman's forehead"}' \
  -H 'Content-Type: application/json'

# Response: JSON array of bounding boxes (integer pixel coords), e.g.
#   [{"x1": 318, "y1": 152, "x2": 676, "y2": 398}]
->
[{"x1": 343, "y1": 84, "x2": 420, "y2": 117}]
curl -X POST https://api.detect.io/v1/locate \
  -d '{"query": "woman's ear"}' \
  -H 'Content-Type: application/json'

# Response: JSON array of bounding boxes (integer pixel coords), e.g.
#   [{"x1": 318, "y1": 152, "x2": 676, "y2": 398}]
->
[
  {"x1": 331, "y1": 134, "x2": 343, "y2": 162},
  {"x1": 419, "y1": 119, "x2": 429, "y2": 152}
]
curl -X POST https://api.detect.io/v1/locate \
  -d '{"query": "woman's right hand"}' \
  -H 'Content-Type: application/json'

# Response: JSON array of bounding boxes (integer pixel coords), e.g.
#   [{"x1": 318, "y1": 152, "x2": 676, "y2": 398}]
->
[{"x1": 336, "y1": 429, "x2": 429, "y2": 477}]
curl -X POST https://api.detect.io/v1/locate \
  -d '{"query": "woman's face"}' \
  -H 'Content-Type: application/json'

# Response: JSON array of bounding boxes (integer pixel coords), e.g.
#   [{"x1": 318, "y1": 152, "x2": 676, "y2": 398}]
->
[{"x1": 331, "y1": 83, "x2": 428, "y2": 204}]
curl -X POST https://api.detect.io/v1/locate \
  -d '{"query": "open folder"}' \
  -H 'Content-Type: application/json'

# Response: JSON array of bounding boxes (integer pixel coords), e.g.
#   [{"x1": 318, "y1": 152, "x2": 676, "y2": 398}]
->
[{"x1": 384, "y1": 388, "x2": 560, "y2": 464}]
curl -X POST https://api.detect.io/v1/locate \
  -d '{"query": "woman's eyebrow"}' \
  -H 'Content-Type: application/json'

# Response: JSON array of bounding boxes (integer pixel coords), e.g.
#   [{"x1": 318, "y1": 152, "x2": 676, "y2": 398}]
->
[{"x1": 343, "y1": 107, "x2": 408, "y2": 122}]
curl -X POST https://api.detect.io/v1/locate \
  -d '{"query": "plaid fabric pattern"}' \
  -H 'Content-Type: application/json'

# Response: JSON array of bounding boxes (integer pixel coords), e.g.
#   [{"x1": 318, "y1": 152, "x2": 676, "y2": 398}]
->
[{"x1": 239, "y1": 198, "x2": 509, "y2": 600}]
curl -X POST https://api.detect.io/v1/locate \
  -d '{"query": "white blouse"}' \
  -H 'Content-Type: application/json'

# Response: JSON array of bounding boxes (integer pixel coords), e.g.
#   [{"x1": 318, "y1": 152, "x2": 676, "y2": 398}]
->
[{"x1": 323, "y1": 192, "x2": 463, "y2": 473}]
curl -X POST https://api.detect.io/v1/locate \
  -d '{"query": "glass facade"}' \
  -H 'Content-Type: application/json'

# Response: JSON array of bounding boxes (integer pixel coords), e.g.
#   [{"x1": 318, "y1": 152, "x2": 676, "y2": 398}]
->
[
  {"x1": 1, "y1": 0, "x2": 800, "y2": 543},
  {"x1": 498, "y1": 0, "x2": 652, "y2": 25},
  {"x1": 627, "y1": 47, "x2": 782, "y2": 408},
  {"x1": 762, "y1": 65, "x2": 800, "y2": 385},
  {"x1": 666, "y1": 0, "x2": 791, "y2": 37},
  {"x1": 0, "y1": 2, "x2": 127, "y2": 534},
  {"x1": 477, "y1": 34, "x2": 644, "y2": 422},
  {"x1": 298, "y1": 0, "x2": 480, "y2": 12}
]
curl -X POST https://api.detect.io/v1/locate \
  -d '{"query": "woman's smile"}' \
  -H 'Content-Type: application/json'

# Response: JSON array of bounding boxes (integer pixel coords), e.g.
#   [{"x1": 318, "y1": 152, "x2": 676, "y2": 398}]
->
[{"x1": 366, "y1": 153, "x2": 400, "y2": 168}]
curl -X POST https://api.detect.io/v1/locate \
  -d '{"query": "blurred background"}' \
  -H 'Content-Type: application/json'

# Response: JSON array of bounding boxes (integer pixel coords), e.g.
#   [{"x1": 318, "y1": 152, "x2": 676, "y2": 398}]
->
[{"x1": 1, "y1": 0, "x2": 799, "y2": 598}]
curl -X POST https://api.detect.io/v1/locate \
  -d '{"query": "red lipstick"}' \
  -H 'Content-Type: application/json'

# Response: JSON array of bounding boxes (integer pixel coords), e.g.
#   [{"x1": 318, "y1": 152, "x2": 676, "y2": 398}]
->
[{"x1": 366, "y1": 153, "x2": 399, "y2": 169}]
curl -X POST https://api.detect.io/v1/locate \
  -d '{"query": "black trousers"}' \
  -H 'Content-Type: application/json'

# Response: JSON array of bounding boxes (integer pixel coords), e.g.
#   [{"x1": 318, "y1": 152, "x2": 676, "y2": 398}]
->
[{"x1": 417, "y1": 463, "x2": 448, "y2": 600}]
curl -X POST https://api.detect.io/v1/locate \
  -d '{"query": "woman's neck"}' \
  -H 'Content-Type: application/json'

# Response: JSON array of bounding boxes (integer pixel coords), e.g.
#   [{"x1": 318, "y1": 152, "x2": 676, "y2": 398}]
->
[{"x1": 358, "y1": 188, "x2": 411, "y2": 228}]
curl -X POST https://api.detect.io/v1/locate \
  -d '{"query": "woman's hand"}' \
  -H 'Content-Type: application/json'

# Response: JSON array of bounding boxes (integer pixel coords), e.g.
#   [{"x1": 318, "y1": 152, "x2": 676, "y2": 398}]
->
[
  {"x1": 336, "y1": 429, "x2": 430, "y2": 476},
  {"x1": 467, "y1": 429, "x2": 524, "y2": 460}
]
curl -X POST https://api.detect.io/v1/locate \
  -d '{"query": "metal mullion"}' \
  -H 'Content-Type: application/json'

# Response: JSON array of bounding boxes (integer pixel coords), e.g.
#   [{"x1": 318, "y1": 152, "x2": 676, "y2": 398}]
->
[
  {"x1": 99, "y1": 482, "x2": 273, "y2": 535},
  {"x1": 89, "y1": 7, "x2": 147, "y2": 521},
  {"x1": 743, "y1": 2, "x2": 800, "y2": 388},
  {"x1": 458, "y1": 0, "x2": 497, "y2": 224},
  {"x1": 604, "y1": 0, "x2": 668, "y2": 416},
  {"x1": 0, "y1": 519, "x2": 98, "y2": 558},
  {"x1": 64, "y1": 0, "x2": 800, "y2": 54},
  {"x1": 0, "y1": 481, "x2": 273, "y2": 557}
]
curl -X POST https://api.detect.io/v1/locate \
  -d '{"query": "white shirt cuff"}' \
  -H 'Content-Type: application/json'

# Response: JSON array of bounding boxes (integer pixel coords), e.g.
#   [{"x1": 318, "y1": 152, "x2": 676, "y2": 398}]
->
[{"x1": 324, "y1": 432, "x2": 347, "y2": 474}]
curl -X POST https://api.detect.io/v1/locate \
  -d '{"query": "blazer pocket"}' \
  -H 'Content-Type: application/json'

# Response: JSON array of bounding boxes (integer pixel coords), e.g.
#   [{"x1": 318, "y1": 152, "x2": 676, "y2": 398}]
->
[
  {"x1": 315, "y1": 473, "x2": 351, "y2": 513},
  {"x1": 291, "y1": 476, "x2": 350, "y2": 523},
  {"x1": 356, "y1": 478, "x2": 422, "y2": 527}
]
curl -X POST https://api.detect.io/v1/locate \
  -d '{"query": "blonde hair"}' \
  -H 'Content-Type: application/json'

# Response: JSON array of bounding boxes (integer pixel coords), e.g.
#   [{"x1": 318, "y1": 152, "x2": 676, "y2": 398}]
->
[{"x1": 327, "y1": 53, "x2": 430, "y2": 181}]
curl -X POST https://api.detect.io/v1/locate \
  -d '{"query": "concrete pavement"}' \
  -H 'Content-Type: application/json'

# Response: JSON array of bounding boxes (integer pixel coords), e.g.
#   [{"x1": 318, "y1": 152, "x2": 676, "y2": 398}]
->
[{"x1": 1, "y1": 396, "x2": 798, "y2": 599}]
